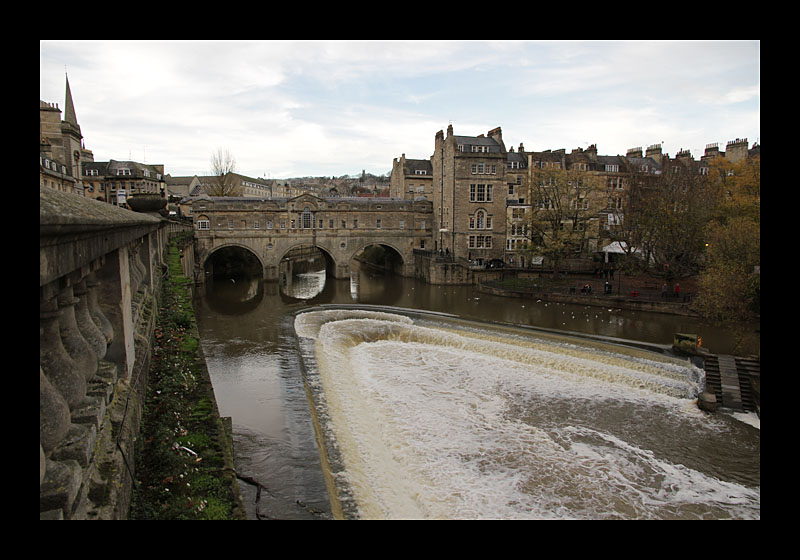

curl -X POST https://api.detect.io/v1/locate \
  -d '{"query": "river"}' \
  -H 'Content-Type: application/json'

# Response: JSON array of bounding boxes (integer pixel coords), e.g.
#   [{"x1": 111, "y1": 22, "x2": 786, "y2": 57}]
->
[{"x1": 192, "y1": 264, "x2": 760, "y2": 520}]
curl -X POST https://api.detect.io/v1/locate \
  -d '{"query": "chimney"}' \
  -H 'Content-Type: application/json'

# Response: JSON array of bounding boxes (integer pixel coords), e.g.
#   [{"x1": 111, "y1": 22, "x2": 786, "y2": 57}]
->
[
  {"x1": 703, "y1": 143, "x2": 720, "y2": 160},
  {"x1": 646, "y1": 143, "x2": 663, "y2": 163},
  {"x1": 726, "y1": 138, "x2": 749, "y2": 163},
  {"x1": 627, "y1": 147, "x2": 643, "y2": 158},
  {"x1": 487, "y1": 127, "x2": 505, "y2": 151}
]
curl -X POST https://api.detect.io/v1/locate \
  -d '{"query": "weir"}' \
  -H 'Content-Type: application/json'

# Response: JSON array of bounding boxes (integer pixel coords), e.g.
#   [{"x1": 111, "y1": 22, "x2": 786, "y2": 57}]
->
[{"x1": 292, "y1": 306, "x2": 759, "y2": 519}]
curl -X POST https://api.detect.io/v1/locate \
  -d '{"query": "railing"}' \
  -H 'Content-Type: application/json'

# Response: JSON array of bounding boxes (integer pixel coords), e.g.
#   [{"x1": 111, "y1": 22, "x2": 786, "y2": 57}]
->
[
  {"x1": 480, "y1": 274, "x2": 694, "y2": 303},
  {"x1": 40, "y1": 186, "x2": 191, "y2": 519}
]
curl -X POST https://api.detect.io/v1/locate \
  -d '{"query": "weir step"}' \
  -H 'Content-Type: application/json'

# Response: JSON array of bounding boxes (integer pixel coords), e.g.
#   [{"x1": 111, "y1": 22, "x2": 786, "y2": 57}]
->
[{"x1": 703, "y1": 354, "x2": 759, "y2": 412}]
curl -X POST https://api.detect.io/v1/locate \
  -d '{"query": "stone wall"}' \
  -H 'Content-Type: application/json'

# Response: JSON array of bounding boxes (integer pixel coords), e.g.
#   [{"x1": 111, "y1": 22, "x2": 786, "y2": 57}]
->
[{"x1": 40, "y1": 186, "x2": 191, "y2": 519}]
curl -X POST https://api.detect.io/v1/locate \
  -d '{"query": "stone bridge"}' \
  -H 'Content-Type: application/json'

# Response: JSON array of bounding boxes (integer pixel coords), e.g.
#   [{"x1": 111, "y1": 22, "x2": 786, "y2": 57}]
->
[{"x1": 191, "y1": 194, "x2": 434, "y2": 281}]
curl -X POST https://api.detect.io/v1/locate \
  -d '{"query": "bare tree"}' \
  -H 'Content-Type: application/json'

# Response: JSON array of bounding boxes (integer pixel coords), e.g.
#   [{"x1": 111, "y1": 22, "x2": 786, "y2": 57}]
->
[
  {"x1": 621, "y1": 160, "x2": 714, "y2": 281},
  {"x1": 207, "y1": 148, "x2": 241, "y2": 196},
  {"x1": 522, "y1": 166, "x2": 602, "y2": 277}
]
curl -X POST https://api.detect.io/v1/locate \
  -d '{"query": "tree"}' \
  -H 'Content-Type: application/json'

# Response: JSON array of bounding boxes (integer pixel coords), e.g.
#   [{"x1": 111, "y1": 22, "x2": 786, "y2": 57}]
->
[
  {"x1": 207, "y1": 148, "x2": 241, "y2": 196},
  {"x1": 614, "y1": 158, "x2": 716, "y2": 281},
  {"x1": 693, "y1": 155, "x2": 760, "y2": 325},
  {"x1": 521, "y1": 166, "x2": 602, "y2": 277}
]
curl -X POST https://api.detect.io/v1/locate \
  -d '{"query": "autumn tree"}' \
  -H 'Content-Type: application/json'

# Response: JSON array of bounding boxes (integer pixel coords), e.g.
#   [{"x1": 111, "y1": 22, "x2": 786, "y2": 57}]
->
[
  {"x1": 206, "y1": 148, "x2": 241, "y2": 196},
  {"x1": 693, "y1": 155, "x2": 760, "y2": 324},
  {"x1": 522, "y1": 166, "x2": 602, "y2": 277}
]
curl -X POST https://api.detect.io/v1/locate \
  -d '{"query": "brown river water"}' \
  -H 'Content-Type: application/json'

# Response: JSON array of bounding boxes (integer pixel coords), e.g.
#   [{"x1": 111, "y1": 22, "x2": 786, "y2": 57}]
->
[{"x1": 192, "y1": 264, "x2": 759, "y2": 520}]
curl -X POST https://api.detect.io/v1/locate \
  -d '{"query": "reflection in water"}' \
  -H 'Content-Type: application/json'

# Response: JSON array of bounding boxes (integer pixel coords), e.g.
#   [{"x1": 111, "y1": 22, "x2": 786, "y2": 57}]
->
[
  {"x1": 194, "y1": 262, "x2": 759, "y2": 519},
  {"x1": 283, "y1": 270, "x2": 326, "y2": 300}
]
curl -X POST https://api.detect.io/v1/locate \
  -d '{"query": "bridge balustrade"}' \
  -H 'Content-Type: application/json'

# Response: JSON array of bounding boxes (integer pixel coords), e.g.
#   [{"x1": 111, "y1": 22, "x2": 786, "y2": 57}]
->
[{"x1": 39, "y1": 186, "x2": 191, "y2": 519}]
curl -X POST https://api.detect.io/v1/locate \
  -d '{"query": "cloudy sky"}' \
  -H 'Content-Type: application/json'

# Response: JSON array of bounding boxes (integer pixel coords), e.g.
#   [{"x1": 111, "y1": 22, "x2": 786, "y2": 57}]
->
[{"x1": 40, "y1": 40, "x2": 760, "y2": 180}]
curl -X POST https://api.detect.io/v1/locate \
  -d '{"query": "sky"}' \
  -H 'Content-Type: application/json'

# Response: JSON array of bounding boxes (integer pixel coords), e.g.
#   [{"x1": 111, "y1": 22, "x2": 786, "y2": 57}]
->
[{"x1": 40, "y1": 40, "x2": 760, "y2": 180}]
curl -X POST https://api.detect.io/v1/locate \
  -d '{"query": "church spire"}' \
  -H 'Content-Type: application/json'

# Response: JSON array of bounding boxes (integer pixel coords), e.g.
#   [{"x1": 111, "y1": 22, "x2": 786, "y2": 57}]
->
[{"x1": 64, "y1": 73, "x2": 79, "y2": 128}]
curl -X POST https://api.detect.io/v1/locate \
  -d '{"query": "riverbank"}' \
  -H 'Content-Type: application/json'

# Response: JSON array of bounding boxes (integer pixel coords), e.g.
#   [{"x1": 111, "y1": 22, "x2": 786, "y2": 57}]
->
[
  {"x1": 478, "y1": 272, "x2": 701, "y2": 317},
  {"x1": 130, "y1": 233, "x2": 246, "y2": 520}
]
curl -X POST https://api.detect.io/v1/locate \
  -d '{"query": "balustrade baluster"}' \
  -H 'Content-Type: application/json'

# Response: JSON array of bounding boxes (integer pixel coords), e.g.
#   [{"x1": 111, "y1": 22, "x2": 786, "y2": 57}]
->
[
  {"x1": 40, "y1": 296, "x2": 85, "y2": 409},
  {"x1": 86, "y1": 272, "x2": 113, "y2": 346},
  {"x1": 74, "y1": 278, "x2": 107, "y2": 359},
  {"x1": 57, "y1": 282, "x2": 97, "y2": 381}
]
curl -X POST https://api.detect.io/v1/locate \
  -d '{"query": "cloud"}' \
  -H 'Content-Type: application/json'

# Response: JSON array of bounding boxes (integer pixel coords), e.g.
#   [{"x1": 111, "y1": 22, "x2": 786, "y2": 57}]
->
[{"x1": 40, "y1": 40, "x2": 759, "y2": 178}]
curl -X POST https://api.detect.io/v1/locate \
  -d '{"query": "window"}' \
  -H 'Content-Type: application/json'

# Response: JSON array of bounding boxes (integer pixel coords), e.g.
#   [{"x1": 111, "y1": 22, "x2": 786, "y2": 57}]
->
[
  {"x1": 376, "y1": 219, "x2": 382, "y2": 229},
  {"x1": 415, "y1": 170, "x2": 427, "y2": 175},
  {"x1": 197, "y1": 216, "x2": 210, "y2": 230},
  {"x1": 302, "y1": 207, "x2": 312, "y2": 229},
  {"x1": 606, "y1": 164, "x2": 619, "y2": 172},
  {"x1": 469, "y1": 184, "x2": 493, "y2": 202},
  {"x1": 117, "y1": 168, "x2": 131, "y2": 176}
]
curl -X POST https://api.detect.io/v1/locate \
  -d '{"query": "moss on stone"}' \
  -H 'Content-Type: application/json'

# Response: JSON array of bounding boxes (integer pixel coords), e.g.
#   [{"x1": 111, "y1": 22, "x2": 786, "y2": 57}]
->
[{"x1": 130, "y1": 235, "x2": 245, "y2": 520}]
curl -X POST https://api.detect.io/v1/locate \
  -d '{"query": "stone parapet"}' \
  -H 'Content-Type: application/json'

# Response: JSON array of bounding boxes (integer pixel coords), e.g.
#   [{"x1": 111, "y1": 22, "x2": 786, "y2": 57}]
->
[{"x1": 40, "y1": 186, "x2": 191, "y2": 519}]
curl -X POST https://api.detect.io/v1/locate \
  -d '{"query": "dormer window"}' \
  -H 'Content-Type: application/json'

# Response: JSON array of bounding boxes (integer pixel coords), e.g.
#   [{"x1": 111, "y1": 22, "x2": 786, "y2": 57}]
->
[{"x1": 117, "y1": 168, "x2": 131, "y2": 176}]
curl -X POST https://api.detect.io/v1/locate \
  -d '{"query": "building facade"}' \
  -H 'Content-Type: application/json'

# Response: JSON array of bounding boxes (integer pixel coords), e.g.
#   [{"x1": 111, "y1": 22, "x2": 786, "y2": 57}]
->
[
  {"x1": 432, "y1": 125, "x2": 508, "y2": 264},
  {"x1": 39, "y1": 76, "x2": 94, "y2": 195},
  {"x1": 390, "y1": 154, "x2": 434, "y2": 200},
  {"x1": 83, "y1": 160, "x2": 167, "y2": 206}
]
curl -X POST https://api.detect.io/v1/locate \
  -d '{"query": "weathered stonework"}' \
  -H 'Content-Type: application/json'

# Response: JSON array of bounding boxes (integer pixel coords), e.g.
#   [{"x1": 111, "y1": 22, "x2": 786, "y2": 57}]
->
[
  {"x1": 40, "y1": 186, "x2": 192, "y2": 519},
  {"x1": 192, "y1": 193, "x2": 434, "y2": 281}
]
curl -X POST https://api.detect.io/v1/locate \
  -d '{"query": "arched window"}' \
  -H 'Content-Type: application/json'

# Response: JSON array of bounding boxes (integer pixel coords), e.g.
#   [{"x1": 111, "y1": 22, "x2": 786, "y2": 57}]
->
[
  {"x1": 197, "y1": 214, "x2": 210, "y2": 230},
  {"x1": 471, "y1": 209, "x2": 491, "y2": 230},
  {"x1": 302, "y1": 207, "x2": 313, "y2": 229}
]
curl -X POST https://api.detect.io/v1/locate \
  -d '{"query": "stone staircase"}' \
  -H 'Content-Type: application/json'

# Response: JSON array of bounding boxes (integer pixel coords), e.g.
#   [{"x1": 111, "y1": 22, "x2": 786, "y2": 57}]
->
[{"x1": 703, "y1": 354, "x2": 760, "y2": 415}]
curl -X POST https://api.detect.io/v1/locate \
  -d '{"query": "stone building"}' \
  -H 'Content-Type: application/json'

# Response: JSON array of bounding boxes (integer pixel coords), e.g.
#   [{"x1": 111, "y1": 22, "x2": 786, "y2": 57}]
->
[
  {"x1": 390, "y1": 154, "x2": 434, "y2": 200},
  {"x1": 83, "y1": 160, "x2": 167, "y2": 206},
  {"x1": 432, "y1": 125, "x2": 508, "y2": 264},
  {"x1": 39, "y1": 76, "x2": 94, "y2": 194}
]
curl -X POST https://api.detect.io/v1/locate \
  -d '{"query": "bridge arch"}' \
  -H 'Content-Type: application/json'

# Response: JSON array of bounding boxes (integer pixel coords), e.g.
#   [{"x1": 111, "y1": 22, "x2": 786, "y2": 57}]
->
[
  {"x1": 201, "y1": 242, "x2": 265, "y2": 281},
  {"x1": 279, "y1": 242, "x2": 338, "y2": 276},
  {"x1": 347, "y1": 240, "x2": 407, "y2": 275}
]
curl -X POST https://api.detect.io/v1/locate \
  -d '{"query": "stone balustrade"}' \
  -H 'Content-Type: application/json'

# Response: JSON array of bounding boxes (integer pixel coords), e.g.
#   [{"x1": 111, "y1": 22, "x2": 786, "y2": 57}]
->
[{"x1": 40, "y1": 186, "x2": 190, "y2": 519}]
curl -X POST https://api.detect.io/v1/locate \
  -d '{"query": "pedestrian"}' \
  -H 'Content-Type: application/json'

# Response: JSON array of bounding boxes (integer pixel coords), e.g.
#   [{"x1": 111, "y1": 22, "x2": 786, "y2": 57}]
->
[
  {"x1": 661, "y1": 283, "x2": 667, "y2": 299},
  {"x1": 675, "y1": 283, "x2": 680, "y2": 300}
]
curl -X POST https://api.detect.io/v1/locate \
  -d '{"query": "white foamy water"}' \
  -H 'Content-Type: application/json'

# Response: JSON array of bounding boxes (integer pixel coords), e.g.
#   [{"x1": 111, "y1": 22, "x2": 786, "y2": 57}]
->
[{"x1": 295, "y1": 309, "x2": 760, "y2": 520}]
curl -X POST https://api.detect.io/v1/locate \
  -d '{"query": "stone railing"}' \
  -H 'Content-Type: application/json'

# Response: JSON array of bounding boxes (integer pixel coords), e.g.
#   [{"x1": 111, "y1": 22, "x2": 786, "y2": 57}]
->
[{"x1": 40, "y1": 186, "x2": 191, "y2": 519}]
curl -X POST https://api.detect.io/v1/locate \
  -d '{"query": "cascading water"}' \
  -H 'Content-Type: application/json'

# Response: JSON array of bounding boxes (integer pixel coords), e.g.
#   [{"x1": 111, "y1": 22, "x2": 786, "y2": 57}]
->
[{"x1": 295, "y1": 307, "x2": 760, "y2": 520}]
